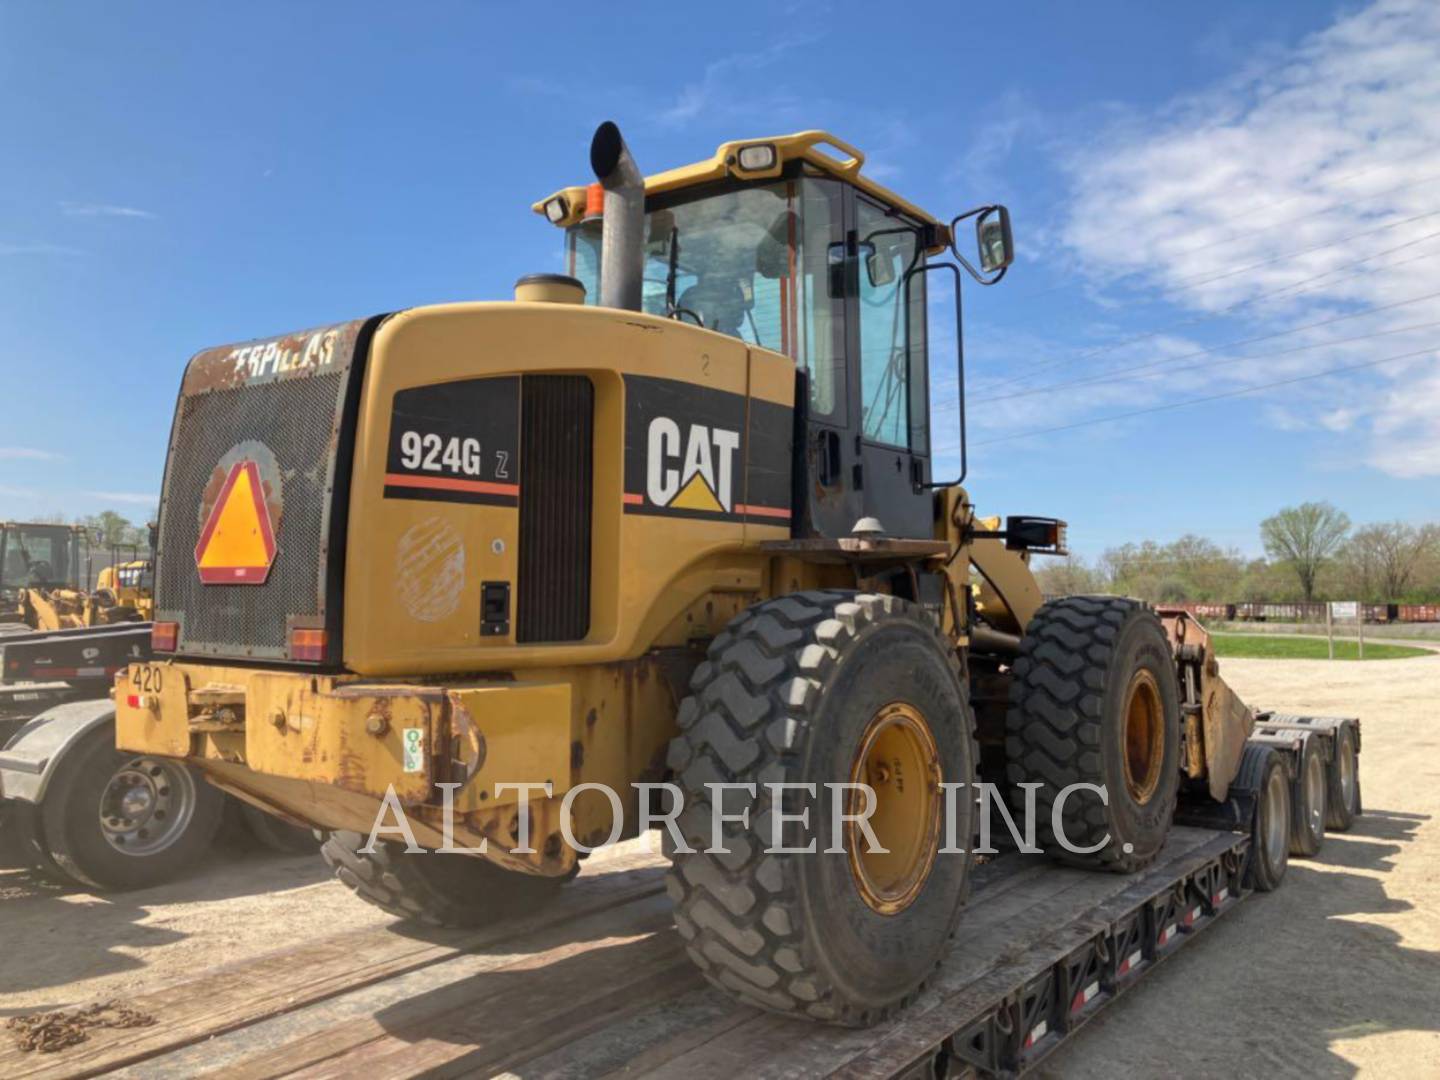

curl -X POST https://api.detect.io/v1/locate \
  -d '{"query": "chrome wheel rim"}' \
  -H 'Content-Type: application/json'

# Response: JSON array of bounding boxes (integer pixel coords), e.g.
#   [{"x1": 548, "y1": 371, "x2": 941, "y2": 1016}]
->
[
  {"x1": 1305, "y1": 752, "x2": 1325, "y2": 836},
  {"x1": 1264, "y1": 767, "x2": 1288, "y2": 867},
  {"x1": 1339, "y1": 740, "x2": 1357, "y2": 810},
  {"x1": 99, "y1": 756, "x2": 197, "y2": 857}
]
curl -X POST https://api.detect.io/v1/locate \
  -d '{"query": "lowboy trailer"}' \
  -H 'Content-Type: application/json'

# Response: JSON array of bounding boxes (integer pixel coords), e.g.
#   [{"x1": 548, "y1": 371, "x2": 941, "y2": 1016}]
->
[{"x1": 0, "y1": 772, "x2": 1356, "y2": 1078}]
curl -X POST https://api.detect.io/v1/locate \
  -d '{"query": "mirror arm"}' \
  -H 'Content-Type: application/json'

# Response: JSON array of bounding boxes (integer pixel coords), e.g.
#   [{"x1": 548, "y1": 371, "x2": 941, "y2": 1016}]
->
[
  {"x1": 949, "y1": 206, "x2": 1008, "y2": 286},
  {"x1": 903, "y1": 260, "x2": 968, "y2": 490}
]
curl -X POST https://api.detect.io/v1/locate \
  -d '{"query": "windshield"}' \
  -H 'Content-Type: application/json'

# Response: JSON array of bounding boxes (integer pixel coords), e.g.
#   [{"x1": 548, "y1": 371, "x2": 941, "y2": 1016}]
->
[
  {"x1": 0, "y1": 525, "x2": 77, "y2": 589},
  {"x1": 567, "y1": 178, "x2": 848, "y2": 420}
]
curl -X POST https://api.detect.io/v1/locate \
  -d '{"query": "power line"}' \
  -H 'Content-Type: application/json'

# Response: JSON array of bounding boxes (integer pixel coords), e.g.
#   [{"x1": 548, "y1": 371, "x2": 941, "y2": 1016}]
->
[
  {"x1": 1148, "y1": 206, "x2": 1440, "y2": 296},
  {"x1": 964, "y1": 344, "x2": 1435, "y2": 448},
  {"x1": 953, "y1": 287, "x2": 1440, "y2": 407},
  {"x1": 971, "y1": 227, "x2": 1440, "y2": 395}
]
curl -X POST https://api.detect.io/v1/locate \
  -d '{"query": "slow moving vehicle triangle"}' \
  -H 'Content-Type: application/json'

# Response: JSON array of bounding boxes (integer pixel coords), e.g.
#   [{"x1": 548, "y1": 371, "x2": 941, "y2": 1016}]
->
[{"x1": 194, "y1": 460, "x2": 277, "y2": 584}]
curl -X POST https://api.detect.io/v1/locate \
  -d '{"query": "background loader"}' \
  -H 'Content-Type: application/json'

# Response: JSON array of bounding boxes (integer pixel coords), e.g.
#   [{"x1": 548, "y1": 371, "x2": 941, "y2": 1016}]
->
[{"x1": 110, "y1": 121, "x2": 1359, "y2": 1025}]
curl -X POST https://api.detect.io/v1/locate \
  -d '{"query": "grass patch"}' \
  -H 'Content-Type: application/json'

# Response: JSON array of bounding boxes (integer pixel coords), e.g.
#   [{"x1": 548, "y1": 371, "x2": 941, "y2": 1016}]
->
[{"x1": 1209, "y1": 633, "x2": 1431, "y2": 661}]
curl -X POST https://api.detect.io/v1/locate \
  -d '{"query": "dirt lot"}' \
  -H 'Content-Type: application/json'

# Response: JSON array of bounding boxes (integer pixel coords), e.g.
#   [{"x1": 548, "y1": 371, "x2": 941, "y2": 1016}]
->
[{"x1": 2, "y1": 651, "x2": 1438, "y2": 1076}]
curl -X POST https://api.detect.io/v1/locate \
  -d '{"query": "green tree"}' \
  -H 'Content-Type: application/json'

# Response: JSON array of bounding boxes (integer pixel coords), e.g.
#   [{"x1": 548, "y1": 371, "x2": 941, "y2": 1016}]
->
[
  {"x1": 1032, "y1": 554, "x2": 1104, "y2": 597},
  {"x1": 1342, "y1": 522, "x2": 1440, "y2": 601},
  {"x1": 1260, "y1": 502, "x2": 1350, "y2": 602}
]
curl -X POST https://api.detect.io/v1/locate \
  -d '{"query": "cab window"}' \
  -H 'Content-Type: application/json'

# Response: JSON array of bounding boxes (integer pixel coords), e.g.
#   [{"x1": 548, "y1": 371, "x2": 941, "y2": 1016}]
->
[
  {"x1": 855, "y1": 197, "x2": 927, "y2": 451},
  {"x1": 565, "y1": 178, "x2": 846, "y2": 423}
]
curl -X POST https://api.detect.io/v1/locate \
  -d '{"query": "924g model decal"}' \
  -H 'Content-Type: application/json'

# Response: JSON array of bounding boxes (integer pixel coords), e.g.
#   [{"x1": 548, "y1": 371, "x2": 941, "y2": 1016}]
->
[
  {"x1": 623, "y1": 374, "x2": 792, "y2": 524},
  {"x1": 383, "y1": 376, "x2": 521, "y2": 506}
]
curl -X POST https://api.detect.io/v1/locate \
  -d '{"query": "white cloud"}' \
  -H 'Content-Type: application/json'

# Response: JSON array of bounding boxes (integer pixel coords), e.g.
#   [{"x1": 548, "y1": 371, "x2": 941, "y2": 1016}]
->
[
  {"x1": 656, "y1": 38, "x2": 817, "y2": 129},
  {"x1": 59, "y1": 201, "x2": 157, "y2": 220},
  {"x1": 84, "y1": 491, "x2": 157, "y2": 506},
  {"x1": 1052, "y1": 0, "x2": 1440, "y2": 476},
  {"x1": 0, "y1": 447, "x2": 61, "y2": 460}
]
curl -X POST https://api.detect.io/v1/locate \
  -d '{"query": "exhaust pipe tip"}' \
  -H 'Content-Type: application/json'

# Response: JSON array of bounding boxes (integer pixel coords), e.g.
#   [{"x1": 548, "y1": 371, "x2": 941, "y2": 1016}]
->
[
  {"x1": 590, "y1": 121, "x2": 625, "y2": 181},
  {"x1": 588, "y1": 120, "x2": 645, "y2": 312}
]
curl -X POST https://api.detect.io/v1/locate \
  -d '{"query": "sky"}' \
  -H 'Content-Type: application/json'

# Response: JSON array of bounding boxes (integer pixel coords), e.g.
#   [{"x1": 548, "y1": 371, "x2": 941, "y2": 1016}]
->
[{"x1": 0, "y1": 0, "x2": 1436, "y2": 558}]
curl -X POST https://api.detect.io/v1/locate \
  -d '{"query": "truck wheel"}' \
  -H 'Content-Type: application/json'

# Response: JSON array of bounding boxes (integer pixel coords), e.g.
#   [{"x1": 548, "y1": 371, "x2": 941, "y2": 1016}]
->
[
  {"x1": 40, "y1": 727, "x2": 224, "y2": 891},
  {"x1": 1289, "y1": 734, "x2": 1326, "y2": 857},
  {"x1": 1005, "y1": 596, "x2": 1180, "y2": 873},
  {"x1": 665, "y1": 591, "x2": 976, "y2": 1026},
  {"x1": 1236, "y1": 743, "x2": 1288, "y2": 892},
  {"x1": 320, "y1": 829, "x2": 565, "y2": 927},
  {"x1": 6, "y1": 799, "x2": 65, "y2": 879},
  {"x1": 239, "y1": 802, "x2": 319, "y2": 854},
  {"x1": 1324, "y1": 726, "x2": 1360, "y2": 832}
]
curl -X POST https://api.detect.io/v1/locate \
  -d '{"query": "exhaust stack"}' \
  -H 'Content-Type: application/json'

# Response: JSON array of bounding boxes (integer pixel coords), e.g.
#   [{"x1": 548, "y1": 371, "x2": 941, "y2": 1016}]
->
[{"x1": 589, "y1": 121, "x2": 645, "y2": 312}]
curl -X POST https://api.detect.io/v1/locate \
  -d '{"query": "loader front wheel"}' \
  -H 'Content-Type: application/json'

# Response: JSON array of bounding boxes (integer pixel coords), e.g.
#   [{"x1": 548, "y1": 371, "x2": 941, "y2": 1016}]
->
[
  {"x1": 1005, "y1": 596, "x2": 1181, "y2": 873},
  {"x1": 665, "y1": 591, "x2": 976, "y2": 1026},
  {"x1": 320, "y1": 830, "x2": 565, "y2": 928}
]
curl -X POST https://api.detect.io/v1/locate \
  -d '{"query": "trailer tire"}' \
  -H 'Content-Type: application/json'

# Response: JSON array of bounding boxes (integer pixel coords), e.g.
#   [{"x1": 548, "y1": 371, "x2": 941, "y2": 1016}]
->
[
  {"x1": 40, "y1": 726, "x2": 225, "y2": 891},
  {"x1": 8, "y1": 799, "x2": 66, "y2": 880},
  {"x1": 319, "y1": 829, "x2": 565, "y2": 928},
  {"x1": 665, "y1": 591, "x2": 976, "y2": 1026},
  {"x1": 1236, "y1": 743, "x2": 1288, "y2": 892},
  {"x1": 1005, "y1": 596, "x2": 1180, "y2": 873},
  {"x1": 1324, "y1": 726, "x2": 1360, "y2": 832},
  {"x1": 1289, "y1": 734, "x2": 1326, "y2": 857}
]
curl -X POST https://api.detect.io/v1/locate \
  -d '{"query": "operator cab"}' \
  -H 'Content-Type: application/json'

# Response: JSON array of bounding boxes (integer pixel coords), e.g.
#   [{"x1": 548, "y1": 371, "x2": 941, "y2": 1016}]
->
[
  {"x1": 0, "y1": 522, "x2": 86, "y2": 594},
  {"x1": 536, "y1": 131, "x2": 1012, "y2": 540}
]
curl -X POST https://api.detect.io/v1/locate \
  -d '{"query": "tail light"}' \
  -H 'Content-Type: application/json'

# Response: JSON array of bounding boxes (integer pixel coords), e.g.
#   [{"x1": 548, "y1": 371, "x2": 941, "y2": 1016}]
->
[
  {"x1": 289, "y1": 627, "x2": 328, "y2": 662},
  {"x1": 152, "y1": 621, "x2": 178, "y2": 652}
]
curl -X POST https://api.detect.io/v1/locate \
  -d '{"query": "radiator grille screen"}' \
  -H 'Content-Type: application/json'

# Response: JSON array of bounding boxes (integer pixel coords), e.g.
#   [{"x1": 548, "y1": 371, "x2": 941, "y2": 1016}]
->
[{"x1": 517, "y1": 375, "x2": 593, "y2": 643}]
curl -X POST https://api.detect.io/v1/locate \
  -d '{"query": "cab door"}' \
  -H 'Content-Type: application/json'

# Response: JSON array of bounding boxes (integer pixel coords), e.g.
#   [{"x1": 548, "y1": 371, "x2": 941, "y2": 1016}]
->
[{"x1": 849, "y1": 194, "x2": 932, "y2": 538}]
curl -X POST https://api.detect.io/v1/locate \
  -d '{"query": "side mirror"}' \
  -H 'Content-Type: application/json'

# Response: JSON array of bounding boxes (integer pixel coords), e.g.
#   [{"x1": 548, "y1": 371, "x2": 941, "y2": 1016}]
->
[
  {"x1": 976, "y1": 206, "x2": 1013, "y2": 272},
  {"x1": 861, "y1": 243, "x2": 895, "y2": 288}
]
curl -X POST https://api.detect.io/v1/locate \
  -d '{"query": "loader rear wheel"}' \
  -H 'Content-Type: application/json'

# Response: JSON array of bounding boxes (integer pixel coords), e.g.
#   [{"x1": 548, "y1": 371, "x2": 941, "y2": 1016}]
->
[
  {"x1": 665, "y1": 591, "x2": 976, "y2": 1026},
  {"x1": 239, "y1": 802, "x2": 319, "y2": 854},
  {"x1": 1005, "y1": 596, "x2": 1180, "y2": 873},
  {"x1": 1289, "y1": 735, "x2": 1326, "y2": 857},
  {"x1": 320, "y1": 829, "x2": 565, "y2": 928},
  {"x1": 1236, "y1": 743, "x2": 1289, "y2": 892},
  {"x1": 1325, "y1": 726, "x2": 1360, "y2": 832}
]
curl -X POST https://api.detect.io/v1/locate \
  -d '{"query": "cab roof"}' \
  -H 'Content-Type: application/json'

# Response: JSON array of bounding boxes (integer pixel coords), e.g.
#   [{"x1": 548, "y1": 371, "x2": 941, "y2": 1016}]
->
[{"x1": 532, "y1": 130, "x2": 947, "y2": 239}]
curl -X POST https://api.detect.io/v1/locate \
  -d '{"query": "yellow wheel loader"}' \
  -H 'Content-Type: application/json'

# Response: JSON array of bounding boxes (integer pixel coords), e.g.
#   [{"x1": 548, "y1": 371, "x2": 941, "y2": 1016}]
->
[{"x1": 113, "y1": 123, "x2": 1357, "y2": 1025}]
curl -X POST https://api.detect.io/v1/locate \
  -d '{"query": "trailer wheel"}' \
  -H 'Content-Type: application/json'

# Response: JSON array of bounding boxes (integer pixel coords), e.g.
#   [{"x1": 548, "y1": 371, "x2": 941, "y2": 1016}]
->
[
  {"x1": 1005, "y1": 597, "x2": 1180, "y2": 873},
  {"x1": 1324, "y1": 726, "x2": 1360, "y2": 832},
  {"x1": 1236, "y1": 743, "x2": 1288, "y2": 892},
  {"x1": 665, "y1": 591, "x2": 976, "y2": 1026},
  {"x1": 40, "y1": 727, "x2": 225, "y2": 891},
  {"x1": 320, "y1": 829, "x2": 565, "y2": 927},
  {"x1": 7, "y1": 799, "x2": 65, "y2": 880},
  {"x1": 239, "y1": 802, "x2": 319, "y2": 854},
  {"x1": 1289, "y1": 734, "x2": 1326, "y2": 857}
]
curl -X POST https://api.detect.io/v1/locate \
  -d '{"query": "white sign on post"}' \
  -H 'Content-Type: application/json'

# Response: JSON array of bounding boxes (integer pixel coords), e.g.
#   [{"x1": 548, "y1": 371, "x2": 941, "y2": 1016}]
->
[{"x1": 1327, "y1": 601, "x2": 1362, "y2": 660}]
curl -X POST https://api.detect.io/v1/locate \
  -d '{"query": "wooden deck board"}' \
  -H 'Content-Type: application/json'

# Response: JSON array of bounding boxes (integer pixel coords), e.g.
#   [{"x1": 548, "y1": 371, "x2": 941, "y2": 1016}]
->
[{"x1": 7, "y1": 828, "x2": 1244, "y2": 1080}]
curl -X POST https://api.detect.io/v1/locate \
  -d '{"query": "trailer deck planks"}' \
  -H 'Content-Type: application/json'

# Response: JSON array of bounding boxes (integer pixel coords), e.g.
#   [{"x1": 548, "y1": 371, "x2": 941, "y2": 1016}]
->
[{"x1": 3, "y1": 826, "x2": 1251, "y2": 1080}]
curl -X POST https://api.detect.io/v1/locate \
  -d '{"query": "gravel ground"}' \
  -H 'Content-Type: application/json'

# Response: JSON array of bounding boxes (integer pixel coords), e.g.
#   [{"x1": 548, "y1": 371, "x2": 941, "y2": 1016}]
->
[{"x1": 2, "y1": 653, "x2": 1438, "y2": 1076}]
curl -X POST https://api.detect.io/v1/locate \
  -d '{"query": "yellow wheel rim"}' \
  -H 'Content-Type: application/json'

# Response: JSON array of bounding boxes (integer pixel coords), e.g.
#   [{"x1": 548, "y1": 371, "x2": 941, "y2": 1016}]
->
[
  {"x1": 1122, "y1": 669, "x2": 1165, "y2": 804},
  {"x1": 846, "y1": 702, "x2": 943, "y2": 916}
]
